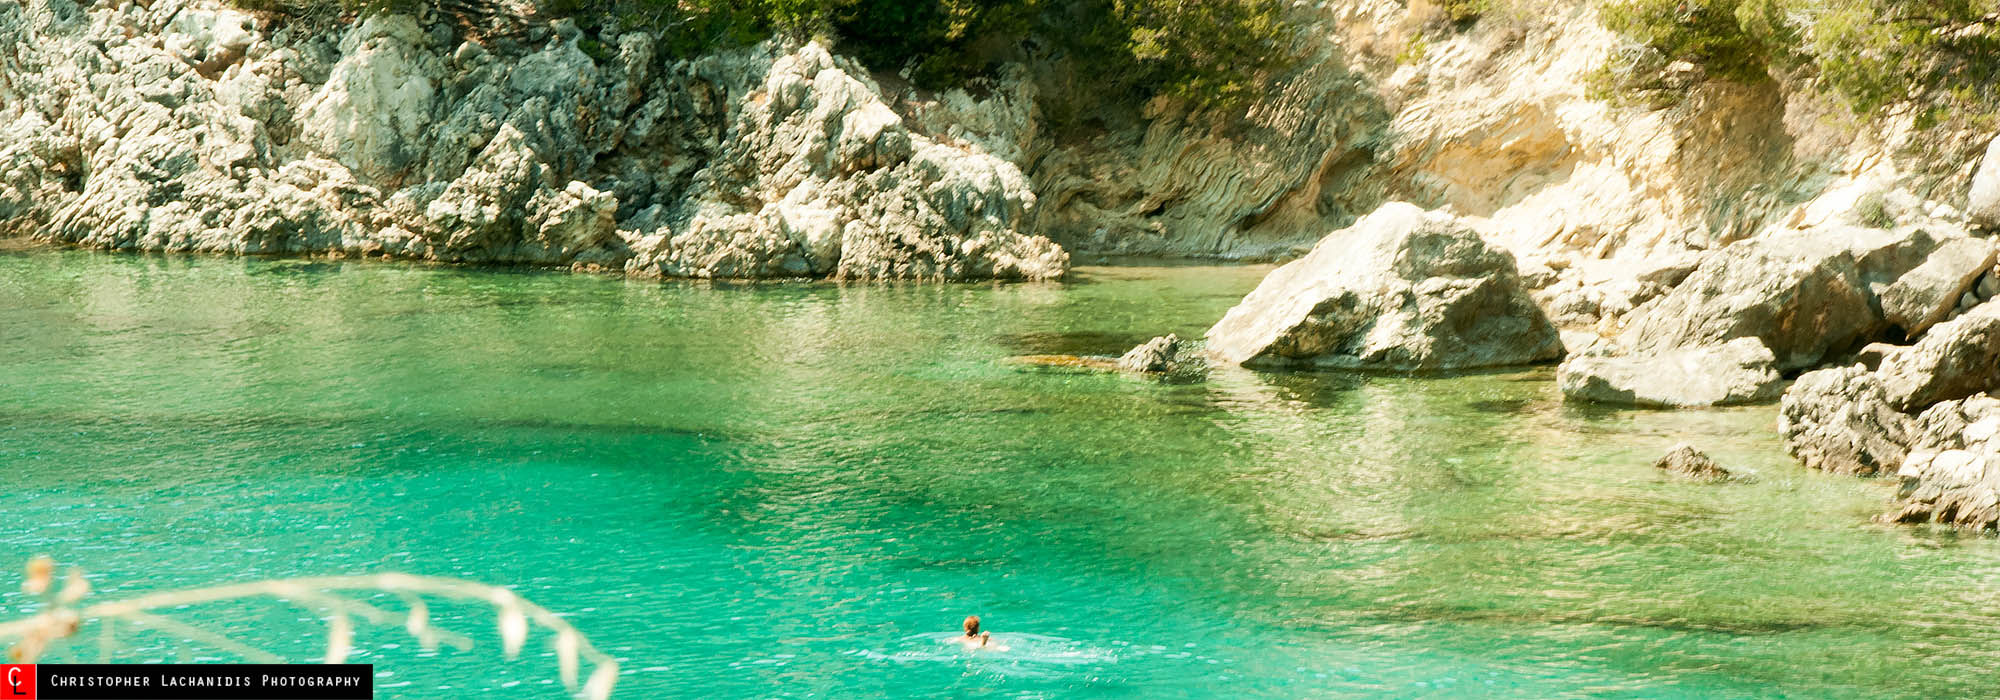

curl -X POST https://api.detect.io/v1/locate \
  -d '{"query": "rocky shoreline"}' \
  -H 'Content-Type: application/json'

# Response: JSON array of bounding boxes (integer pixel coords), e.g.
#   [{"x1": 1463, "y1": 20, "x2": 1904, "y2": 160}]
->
[
  {"x1": 9, "y1": 0, "x2": 2000, "y2": 532},
  {"x1": 0, "y1": 2, "x2": 1065, "y2": 280},
  {"x1": 1180, "y1": 152, "x2": 2000, "y2": 530}
]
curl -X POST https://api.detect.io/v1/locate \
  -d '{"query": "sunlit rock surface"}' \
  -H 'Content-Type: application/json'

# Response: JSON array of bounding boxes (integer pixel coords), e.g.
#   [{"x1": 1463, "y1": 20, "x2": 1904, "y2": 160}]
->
[
  {"x1": 0, "y1": 2, "x2": 1063, "y2": 280},
  {"x1": 1206, "y1": 203, "x2": 1562, "y2": 371}
]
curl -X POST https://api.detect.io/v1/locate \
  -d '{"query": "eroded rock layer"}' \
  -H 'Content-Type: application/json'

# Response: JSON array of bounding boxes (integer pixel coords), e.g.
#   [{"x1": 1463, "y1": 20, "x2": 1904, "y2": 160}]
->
[{"x1": 0, "y1": 1, "x2": 1066, "y2": 280}]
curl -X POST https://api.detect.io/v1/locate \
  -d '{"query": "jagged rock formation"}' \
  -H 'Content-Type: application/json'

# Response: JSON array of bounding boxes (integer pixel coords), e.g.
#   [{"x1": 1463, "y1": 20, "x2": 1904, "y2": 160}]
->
[
  {"x1": 1783, "y1": 299, "x2": 2000, "y2": 496},
  {"x1": 1779, "y1": 365, "x2": 1915, "y2": 476},
  {"x1": 1616, "y1": 223, "x2": 1943, "y2": 370},
  {"x1": 1654, "y1": 443, "x2": 1737, "y2": 482},
  {"x1": 0, "y1": 0, "x2": 1065, "y2": 280},
  {"x1": 902, "y1": 0, "x2": 1987, "y2": 271},
  {"x1": 1891, "y1": 398, "x2": 2000, "y2": 530},
  {"x1": 1556, "y1": 337, "x2": 1781, "y2": 408},
  {"x1": 1116, "y1": 334, "x2": 1185, "y2": 374},
  {"x1": 1205, "y1": 202, "x2": 1562, "y2": 370}
]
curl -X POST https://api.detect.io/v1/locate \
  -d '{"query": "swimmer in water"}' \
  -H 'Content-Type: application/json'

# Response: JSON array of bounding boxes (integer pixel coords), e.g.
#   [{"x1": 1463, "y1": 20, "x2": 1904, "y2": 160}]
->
[{"x1": 953, "y1": 615, "x2": 1008, "y2": 651}]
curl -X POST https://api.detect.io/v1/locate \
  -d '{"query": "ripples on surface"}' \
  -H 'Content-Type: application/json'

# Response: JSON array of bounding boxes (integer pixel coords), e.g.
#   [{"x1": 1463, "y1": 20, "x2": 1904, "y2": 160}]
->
[{"x1": 3, "y1": 249, "x2": 1999, "y2": 698}]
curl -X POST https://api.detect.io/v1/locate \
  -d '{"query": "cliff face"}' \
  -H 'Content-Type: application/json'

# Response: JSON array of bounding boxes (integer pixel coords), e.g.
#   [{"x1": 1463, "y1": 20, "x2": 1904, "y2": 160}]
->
[
  {"x1": 0, "y1": 0, "x2": 1066, "y2": 280},
  {"x1": 905, "y1": 0, "x2": 1988, "y2": 269},
  {"x1": 1, "y1": 0, "x2": 1992, "y2": 284}
]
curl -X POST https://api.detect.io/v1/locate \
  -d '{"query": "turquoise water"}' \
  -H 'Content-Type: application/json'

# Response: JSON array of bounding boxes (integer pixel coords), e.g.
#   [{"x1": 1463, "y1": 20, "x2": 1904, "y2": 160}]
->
[{"x1": 4, "y1": 248, "x2": 2000, "y2": 698}]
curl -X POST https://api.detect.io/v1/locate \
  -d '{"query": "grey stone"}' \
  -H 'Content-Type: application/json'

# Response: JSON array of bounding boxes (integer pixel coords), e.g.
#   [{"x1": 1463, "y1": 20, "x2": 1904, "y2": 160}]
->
[
  {"x1": 0, "y1": 3, "x2": 1065, "y2": 281},
  {"x1": 1545, "y1": 287, "x2": 1601, "y2": 326},
  {"x1": 1970, "y1": 135, "x2": 2000, "y2": 230},
  {"x1": 1876, "y1": 302, "x2": 2000, "y2": 412},
  {"x1": 1880, "y1": 237, "x2": 1994, "y2": 336},
  {"x1": 1556, "y1": 337, "x2": 1783, "y2": 408},
  {"x1": 1117, "y1": 334, "x2": 1183, "y2": 373},
  {"x1": 1854, "y1": 342, "x2": 1901, "y2": 371},
  {"x1": 1888, "y1": 399, "x2": 2000, "y2": 530},
  {"x1": 1778, "y1": 365, "x2": 1916, "y2": 476},
  {"x1": 1205, "y1": 203, "x2": 1563, "y2": 371},
  {"x1": 1619, "y1": 224, "x2": 1938, "y2": 370},
  {"x1": 1518, "y1": 260, "x2": 1561, "y2": 289},
  {"x1": 1631, "y1": 251, "x2": 1707, "y2": 288},
  {"x1": 1653, "y1": 443, "x2": 1737, "y2": 481}
]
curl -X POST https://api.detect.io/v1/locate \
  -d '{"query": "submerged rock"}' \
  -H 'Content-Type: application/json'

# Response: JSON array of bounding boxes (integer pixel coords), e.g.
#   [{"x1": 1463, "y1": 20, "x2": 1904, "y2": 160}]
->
[
  {"x1": 1117, "y1": 334, "x2": 1185, "y2": 373},
  {"x1": 1880, "y1": 237, "x2": 1995, "y2": 336},
  {"x1": 1556, "y1": 337, "x2": 1782, "y2": 408},
  {"x1": 1653, "y1": 443, "x2": 1737, "y2": 481},
  {"x1": 1619, "y1": 224, "x2": 1938, "y2": 370},
  {"x1": 1010, "y1": 334, "x2": 1203, "y2": 377},
  {"x1": 1008, "y1": 354, "x2": 1123, "y2": 371},
  {"x1": 1204, "y1": 203, "x2": 1562, "y2": 371}
]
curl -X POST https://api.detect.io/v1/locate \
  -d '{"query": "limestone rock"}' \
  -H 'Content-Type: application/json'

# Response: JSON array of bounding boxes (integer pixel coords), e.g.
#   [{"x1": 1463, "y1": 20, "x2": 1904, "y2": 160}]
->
[
  {"x1": 1204, "y1": 203, "x2": 1563, "y2": 371},
  {"x1": 1632, "y1": 252, "x2": 1708, "y2": 288},
  {"x1": 1556, "y1": 337, "x2": 1782, "y2": 408},
  {"x1": 1880, "y1": 237, "x2": 1994, "y2": 336},
  {"x1": 1875, "y1": 302, "x2": 2000, "y2": 412},
  {"x1": 1890, "y1": 446, "x2": 2000, "y2": 530},
  {"x1": 1910, "y1": 394, "x2": 2000, "y2": 452},
  {"x1": 0, "y1": 0, "x2": 1062, "y2": 281},
  {"x1": 1778, "y1": 365, "x2": 1916, "y2": 476},
  {"x1": 1970, "y1": 135, "x2": 2000, "y2": 230},
  {"x1": 1653, "y1": 443, "x2": 1737, "y2": 481},
  {"x1": 1889, "y1": 402, "x2": 2000, "y2": 530},
  {"x1": 1619, "y1": 224, "x2": 1938, "y2": 370},
  {"x1": 1117, "y1": 334, "x2": 1184, "y2": 373}
]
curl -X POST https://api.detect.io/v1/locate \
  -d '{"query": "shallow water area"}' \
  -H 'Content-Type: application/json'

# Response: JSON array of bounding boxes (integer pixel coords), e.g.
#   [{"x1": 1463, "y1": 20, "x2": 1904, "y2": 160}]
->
[{"x1": 2, "y1": 248, "x2": 1998, "y2": 698}]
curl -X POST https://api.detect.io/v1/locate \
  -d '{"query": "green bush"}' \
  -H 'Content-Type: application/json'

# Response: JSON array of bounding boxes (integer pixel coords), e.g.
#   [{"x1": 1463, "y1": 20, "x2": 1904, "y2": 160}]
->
[
  {"x1": 1436, "y1": 0, "x2": 1490, "y2": 24},
  {"x1": 1803, "y1": 0, "x2": 2000, "y2": 119},
  {"x1": 236, "y1": 0, "x2": 1292, "y2": 122},
  {"x1": 822, "y1": 0, "x2": 1042, "y2": 88},
  {"x1": 1597, "y1": 0, "x2": 2000, "y2": 120},
  {"x1": 1596, "y1": 0, "x2": 1786, "y2": 84}
]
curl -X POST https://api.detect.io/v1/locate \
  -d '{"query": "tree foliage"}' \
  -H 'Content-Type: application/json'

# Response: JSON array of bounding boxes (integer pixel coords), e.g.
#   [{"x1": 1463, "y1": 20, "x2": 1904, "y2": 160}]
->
[
  {"x1": 535, "y1": 0, "x2": 1291, "y2": 107},
  {"x1": 1597, "y1": 0, "x2": 2000, "y2": 119}
]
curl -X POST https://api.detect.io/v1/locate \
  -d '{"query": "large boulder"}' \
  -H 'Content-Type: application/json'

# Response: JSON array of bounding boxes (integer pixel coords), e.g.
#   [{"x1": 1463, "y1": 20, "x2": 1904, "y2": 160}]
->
[
  {"x1": 1879, "y1": 237, "x2": 1995, "y2": 336},
  {"x1": 1556, "y1": 337, "x2": 1782, "y2": 408},
  {"x1": 1778, "y1": 365, "x2": 1916, "y2": 476},
  {"x1": 1875, "y1": 302, "x2": 2000, "y2": 412},
  {"x1": 1619, "y1": 225, "x2": 1937, "y2": 370},
  {"x1": 1204, "y1": 203, "x2": 1563, "y2": 371},
  {"x1": 1889, "y1": 398, "x2": 2000, "y2": 530},
  {"x1": 1970, "y1": 135, "x2": 2000, "y2": 230}
]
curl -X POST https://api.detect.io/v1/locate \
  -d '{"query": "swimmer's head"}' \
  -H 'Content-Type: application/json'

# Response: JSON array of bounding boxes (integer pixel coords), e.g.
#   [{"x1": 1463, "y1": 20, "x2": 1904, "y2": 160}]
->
[{"x1": 963, "y1": 615, "x2": 981, "y2": 636}]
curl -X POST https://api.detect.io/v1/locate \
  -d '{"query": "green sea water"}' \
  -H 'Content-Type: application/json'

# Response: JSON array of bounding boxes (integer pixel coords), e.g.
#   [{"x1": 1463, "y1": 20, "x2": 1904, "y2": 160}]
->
[{"x1": 3, "y1": 247, "x2": 2000, "y2": 698}]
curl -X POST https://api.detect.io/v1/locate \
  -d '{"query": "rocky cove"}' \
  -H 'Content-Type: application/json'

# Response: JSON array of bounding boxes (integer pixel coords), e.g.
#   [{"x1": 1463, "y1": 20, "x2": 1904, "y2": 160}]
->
[
  {"x1": 16, "y1": 0, "x2": 1988, "y2": 521},
  {"x1": 8, "y1": 0, "x2": 2000, "y2": 693}
]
